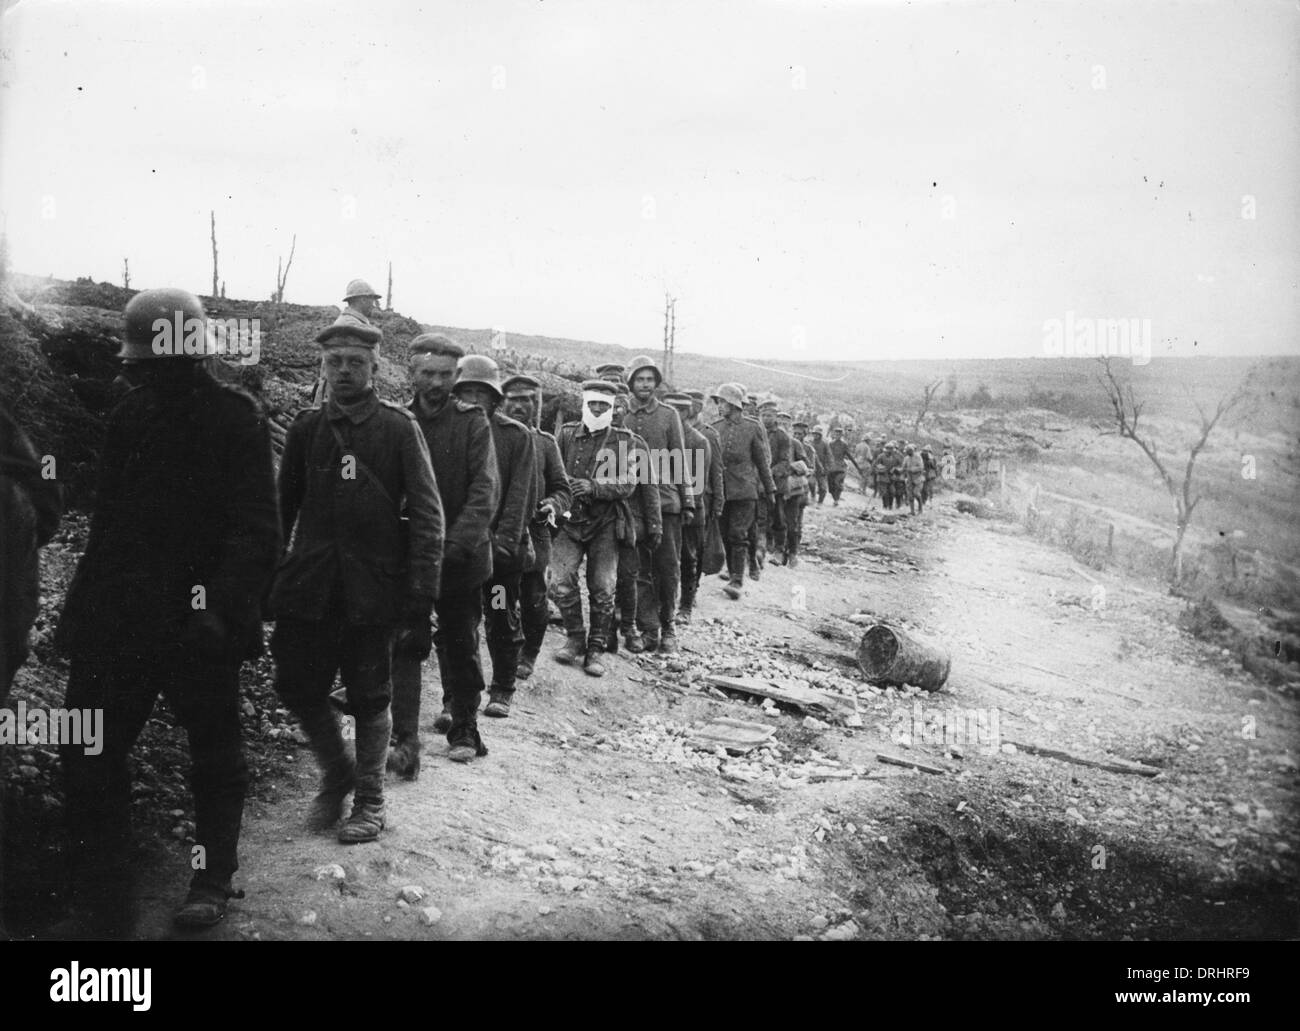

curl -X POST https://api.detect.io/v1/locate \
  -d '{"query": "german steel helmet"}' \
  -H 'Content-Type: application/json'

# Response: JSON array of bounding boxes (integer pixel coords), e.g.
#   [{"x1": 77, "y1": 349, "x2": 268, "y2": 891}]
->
[
  {"x1": 454, "y1": 354, "x2": 504, "y2": 398},
  {"x1": 118, "y1": 287, "x2": 208, "y2": 362}
]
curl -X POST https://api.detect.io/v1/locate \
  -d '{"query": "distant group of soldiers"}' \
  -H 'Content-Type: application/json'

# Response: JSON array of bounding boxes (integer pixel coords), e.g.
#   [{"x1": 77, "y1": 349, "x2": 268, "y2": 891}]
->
[{"x1": 1, "y1": 278, "x2": 961, "y2": 938}]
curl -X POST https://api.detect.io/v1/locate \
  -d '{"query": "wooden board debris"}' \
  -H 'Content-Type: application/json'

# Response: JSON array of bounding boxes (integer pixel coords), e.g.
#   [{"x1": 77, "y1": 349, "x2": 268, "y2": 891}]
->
[
  {"x1": 704, "y1": 674, "x2": 859, "y2": 722},
  {"x1": 876, "y1": 752, "x2": 946, "y2": 775},
  {"x1": 686, "y1": 717, "x2": 777, "y2": 755},
  {"x1": 1005, "y1": 740, "x2": 1161, "y2": 777}
]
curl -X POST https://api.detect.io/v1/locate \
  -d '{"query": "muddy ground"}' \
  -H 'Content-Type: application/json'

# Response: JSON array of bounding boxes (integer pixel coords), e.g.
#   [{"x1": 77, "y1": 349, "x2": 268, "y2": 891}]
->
[{"x1": 6, "y1": 483, "x2": 1298, "y2": 941}]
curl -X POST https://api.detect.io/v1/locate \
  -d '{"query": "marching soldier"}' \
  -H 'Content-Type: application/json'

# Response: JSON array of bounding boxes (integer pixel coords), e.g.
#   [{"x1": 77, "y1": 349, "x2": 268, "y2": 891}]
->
[
  {"x1": 809, "y1": 427, "x2": 830, "y2": 504},
  {"x1": 903, "y1": 443, "x2": 927, "y2": 514},
  {"x1": 391, "y1": 334, "x2": 499, "y2": 778},
  {"x1": 56, "y1": 288, "x2": 280, "y2": 933},
  {"x1": 920, "y1": 444, "x2": 939, "y2": 506},
  {"x1": 624, "y1": 356, "x2": 694, "y2": 654},
  {"x1": 888, "y1": 440, "x2": 908, "y2": 507},
  {"x1": 552, "y1": 380, "x2": 639, "y2": 675},
  {"x1": 744, "y1": 394, "x2": 772, "y2": 578},
  {"x1": 269, "y1": 313, "x2": 443, "y2": 840},
  {"x1": 873, "y1": 446, "x2": 894, "y2": 509},
  {"x1": 665, "y1": 392, "x2": 709, "y2": 622},
  {"x1": 501, "y1": 374, "x2": 572, "y2": 684},
  {"x1": 709, "y1": 383, "x2": 774, "y2": 600},
  {"x1": 779, "y1": 417, "x2": 813, "y2": 567},
  {"x1": 826, "y1": 426, "x2": 861, "y2": 505},
  {"x1": 679, "y1": 389, "x2": 724, "y2": 622},
  {"x1": 759, "y1": 400, "x2": 791, "y2": 560},
  {"x1": 610, "y1": 386, "x2": 660, "y2": 653},
  {"x1": 452, "y1": 356, "x2": 537, "y2": 727},
  {"x1": 941, "y1": 440, "x2": 957, "y2": 482}
]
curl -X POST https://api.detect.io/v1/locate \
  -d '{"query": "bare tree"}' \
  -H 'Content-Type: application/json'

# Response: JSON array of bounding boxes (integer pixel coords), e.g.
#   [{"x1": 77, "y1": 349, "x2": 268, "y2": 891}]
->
[
  {"x1": 913, "y1": 378, "x2": 943, "y2": 431},
  {"x1": 1097, "y1": 356, "x2": 1250, "y2": 583},
  {"x1": 122, "y1": 257, "x2": 130, "y2": 289},
  {"x1": 386, "y1": 261, "x2": 393, "y2": 310},
  {"x1": 210, "y1": 210, "x2": 219, "y2": 298},
  {"x1": 273, "y1": 234, "x2": 297, "y2": 303}
]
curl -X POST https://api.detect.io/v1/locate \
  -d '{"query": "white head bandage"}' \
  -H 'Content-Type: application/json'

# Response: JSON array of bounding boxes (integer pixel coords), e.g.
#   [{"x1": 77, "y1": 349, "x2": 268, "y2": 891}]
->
[{"x1": 581, "y1": 389, "x2": 614, "y2": 432}]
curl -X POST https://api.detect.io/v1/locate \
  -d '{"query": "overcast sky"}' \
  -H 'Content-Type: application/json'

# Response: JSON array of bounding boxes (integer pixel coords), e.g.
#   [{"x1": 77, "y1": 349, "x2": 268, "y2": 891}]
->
[{"x1": 1, "y1": 0, "x2": 1296, "y2": 361}]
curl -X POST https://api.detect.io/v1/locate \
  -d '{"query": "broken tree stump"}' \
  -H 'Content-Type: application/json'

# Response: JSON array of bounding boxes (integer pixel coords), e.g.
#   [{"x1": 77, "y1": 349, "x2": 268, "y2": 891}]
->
[{"x1": 856, "y1": 624, "x2": 951, "y2": 692}]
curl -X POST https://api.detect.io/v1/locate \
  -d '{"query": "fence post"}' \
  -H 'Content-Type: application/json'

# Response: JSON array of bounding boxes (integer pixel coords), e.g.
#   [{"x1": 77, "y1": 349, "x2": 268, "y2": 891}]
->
[
  {"x1": 999, "y1": 461, "x2": 1006, "y2": 503},
  {"x1": 1107, "y1": 522, "x2": 1115, "y2": 558}
]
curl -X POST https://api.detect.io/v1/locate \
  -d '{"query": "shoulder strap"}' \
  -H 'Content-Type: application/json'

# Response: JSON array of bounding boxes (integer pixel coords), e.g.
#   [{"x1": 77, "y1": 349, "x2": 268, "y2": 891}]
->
[{"x1": 326, "y1": 417, "x2": 399, "y2": 513}]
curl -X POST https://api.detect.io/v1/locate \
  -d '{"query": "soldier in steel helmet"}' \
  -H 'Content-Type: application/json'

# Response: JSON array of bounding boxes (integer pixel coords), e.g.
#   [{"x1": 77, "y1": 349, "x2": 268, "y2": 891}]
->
[
  {"x1": 450, "y1": 354, "x2": 536, "y2": 745},
  {"x1": 54, "y1": 288, "x2": 280, "y2": 934},
  {"x1": 623, "y1": 355, "x2": 695, "y2": 654},
  {"x1": 708, "y1": 382, "x2": 775, "y2": 600}
]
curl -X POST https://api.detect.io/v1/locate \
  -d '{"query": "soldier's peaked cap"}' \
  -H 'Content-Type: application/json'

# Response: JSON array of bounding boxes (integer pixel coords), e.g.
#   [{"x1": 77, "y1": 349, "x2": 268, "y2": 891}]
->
[
  {"x1": 683, "y1": 388, "x2": 706, "y2": 402},
  {"x1": 502, "y1": 374, "x2": 541, "y2": 394},
  {"x1": 581, "y1": 379, "x2": 618, "y2": 396},
  {"x1": 316, "y1": 312, "x2": 382, "y2": 348},
  {"x1": 664, "y1": 392, "x2": 693, "y2": 409},
  {"x1": 594, "y1": 362, "x2": 626, "y2": 375}
]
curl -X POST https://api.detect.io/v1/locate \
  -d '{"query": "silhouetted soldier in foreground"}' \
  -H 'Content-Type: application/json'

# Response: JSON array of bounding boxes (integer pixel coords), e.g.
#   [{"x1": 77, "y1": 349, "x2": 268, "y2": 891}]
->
[{"x1": 55, "y1": 288, "x2": 279, "y2": 934}]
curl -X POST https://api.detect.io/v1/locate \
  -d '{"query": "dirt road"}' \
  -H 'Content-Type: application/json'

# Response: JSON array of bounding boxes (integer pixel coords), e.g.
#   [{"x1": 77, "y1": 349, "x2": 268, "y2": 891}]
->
[{"x1": 122, "y1": 487, "x2": 1298, "y2": 941}]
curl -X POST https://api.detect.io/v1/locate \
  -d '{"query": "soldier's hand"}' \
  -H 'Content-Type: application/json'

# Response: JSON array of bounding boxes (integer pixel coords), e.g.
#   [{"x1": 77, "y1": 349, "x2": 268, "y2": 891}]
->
[
  {"x1": 182, "y1": 611, "x2": 232, "y2": 660},
  {"x1": 571, "y1": 478, "x2": 593, "y2": 500},
  {"x1": 395, "y1": 623, "x2": 433, "y2": 661},
  {"x1": 647, "y1": 532, "x2": 662, "y2": 551},
  {"x1": 766, "y1": 491, "x2": 777, "y2": 508},
  {"x1": 493, "y1": 543, "x2": 514, "y2": 569},
  {"x1": 682, "y1": 507, "x2": 697, "y2": 527}
]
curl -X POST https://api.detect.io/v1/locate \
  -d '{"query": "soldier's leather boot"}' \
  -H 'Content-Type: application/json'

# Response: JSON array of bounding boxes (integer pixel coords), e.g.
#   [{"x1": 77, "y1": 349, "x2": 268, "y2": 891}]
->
[
  {"x1": 297, "y1": 703, "x2": 356, "y2": 832},
  {"x1": 623, "y1": 628, "x2": 645, "y2": 653},
  {"x1": 484, "y1": 689, "x2": 512, "y2": 718},
  {"x1": 387, "y1": 733, "x2": 420, "y2": 781},
  {"x1": 554, "y1": 633, "x2": 586, "y2": 665},
  {"x1": 517, "y1": 650, "x2": 539, "y2": 680},
  {"x1": 338, "y1": 708, "x2": 390, "y2": 844}
]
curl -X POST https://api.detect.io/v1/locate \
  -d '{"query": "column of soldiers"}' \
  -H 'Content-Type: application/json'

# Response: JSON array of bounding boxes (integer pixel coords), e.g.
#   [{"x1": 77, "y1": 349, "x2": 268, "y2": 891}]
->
[{"x1": 13, "y1": 277, "x2": 953, "y2": 938}]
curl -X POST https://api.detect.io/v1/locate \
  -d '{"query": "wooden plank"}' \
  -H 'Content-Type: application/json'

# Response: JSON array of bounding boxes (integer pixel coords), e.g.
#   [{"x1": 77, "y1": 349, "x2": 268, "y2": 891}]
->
[
  {"x1": 704, "y1": 674, "x2": 858, "y2": 722},
  {"x1": 1005, "y1": 740, "x2": 1161, "y2": 777},
  {"x1": 687, "y1": 717, "x2": 777, "y2": 755},
  {"x1": 876, "y1": 752, "x2": 946, "y2": 775}
]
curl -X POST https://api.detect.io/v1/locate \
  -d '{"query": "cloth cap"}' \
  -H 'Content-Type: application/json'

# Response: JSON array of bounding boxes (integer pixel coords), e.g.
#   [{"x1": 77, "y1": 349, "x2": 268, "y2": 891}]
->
[{"x1": 316, "y1": 312, "x2": 382, "y2": 348}]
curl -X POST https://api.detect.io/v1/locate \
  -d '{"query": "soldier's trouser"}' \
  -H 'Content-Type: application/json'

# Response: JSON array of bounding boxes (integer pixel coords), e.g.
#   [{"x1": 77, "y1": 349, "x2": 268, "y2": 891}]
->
[
  {"x1": 782, "y1": 495, "x2": 806, "y2": 556},
  {"x1": 637, "y1": 513, "x2": 681, "y2": 635},
  {"x1": 520, "y1": 567, "x2": 550, "y2": 657},
  {"x1": 550, "y1": 526, "x2": 619, "y2": 645},
  {"x1": 679, "y1": 517, "x2": 704, "y2": 611},
  {"x1": 615, "y1": 541, "x2": 640, "y2": 637},
  {"x1": 722, "y1": 500, "x2": 757, "y2": 585},
  {"x1": 921, "y1": 480, "x2": 934, "y2": 503},
  {"x1": 827, "y1": 470, "x2": 846, "y2": 501},
  {"x1": 767, "y1": 491, "x2": 785, "y2": 550},
  {"x1": 64, "y1": 649, "x2": 248, "y2": 916},
  {"x1": 483, "y1": 565, "x2": 524, "y2": 696},
  {"x1": 748, "y1": 496, "x2": 769, "y2": 568},
  {"x1": 392, "y1": 585, "x2": 485, "y2": 740},
  {"x1": 815, "y1": 475, "x2": 828, "y2": 503}
]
